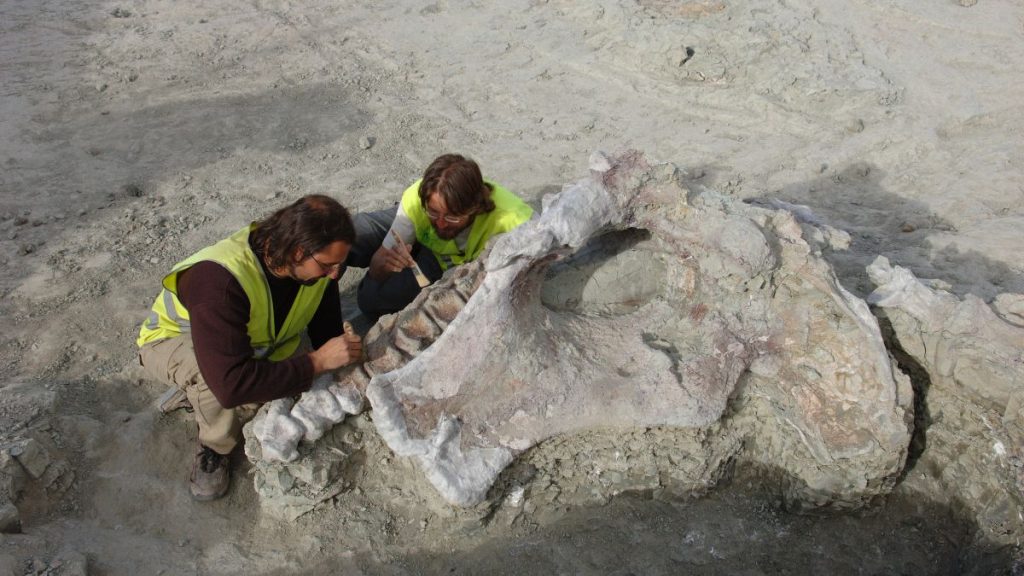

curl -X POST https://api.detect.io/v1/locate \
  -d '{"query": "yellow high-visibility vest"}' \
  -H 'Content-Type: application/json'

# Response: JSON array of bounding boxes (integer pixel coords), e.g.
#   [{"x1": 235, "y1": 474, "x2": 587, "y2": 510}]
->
[
  {"x1": 136, "y1": 225, "x2": 329, "y2": 361},
  {"x1": 401, "y1": 179, "x2": 533, "y2": 270}
]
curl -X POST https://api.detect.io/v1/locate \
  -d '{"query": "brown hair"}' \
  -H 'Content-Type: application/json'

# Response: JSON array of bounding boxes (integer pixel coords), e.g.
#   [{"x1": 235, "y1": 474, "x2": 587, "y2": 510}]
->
[
  {"x1": 417, "y1": 154, "x2": 495, "y2": 215},
  {"x1": 251, "y1": 194, "x2": 355, "y2": 269}
]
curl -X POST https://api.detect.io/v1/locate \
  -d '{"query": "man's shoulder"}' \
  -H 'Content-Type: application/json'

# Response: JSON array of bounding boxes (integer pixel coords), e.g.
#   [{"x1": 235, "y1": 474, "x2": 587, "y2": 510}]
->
[
  {"x1": 188, "y1": 259, "x2": 235, "y2": 277},
  {"x1": 487, "y1": 183, "x2": 532, "y2": 218},
  {"x1": 180, "y1": 259, "x2": 237, "y2": 289},
  {"x1": 178, "y1": 261, "x2": 242, "y2": 302},
  {"x1": 486, "y1": 181, "x2": 526, "y2": 202}
]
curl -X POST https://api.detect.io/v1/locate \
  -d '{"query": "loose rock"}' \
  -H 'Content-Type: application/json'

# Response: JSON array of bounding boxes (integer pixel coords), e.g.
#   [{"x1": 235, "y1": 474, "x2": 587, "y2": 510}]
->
[
  {"x1": 11, "y1": 438, "x2": 51, "y2": 479},
  {"x1": 0, "y1": 500, "x2": 20, "y2": 533}
]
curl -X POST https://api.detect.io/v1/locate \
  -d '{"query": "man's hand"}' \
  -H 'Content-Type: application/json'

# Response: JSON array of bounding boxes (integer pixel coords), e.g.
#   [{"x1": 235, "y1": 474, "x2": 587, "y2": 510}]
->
[
  {"x1": 368, "y1": 242, "x2": 417, "y2": 281},
  {"x1": 309, "y1": 324, "x2": 363, "y2": 374}
]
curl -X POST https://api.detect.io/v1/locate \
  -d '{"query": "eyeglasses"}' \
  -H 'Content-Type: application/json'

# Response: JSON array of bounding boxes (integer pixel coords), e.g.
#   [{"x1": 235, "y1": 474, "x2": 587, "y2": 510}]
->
[
  {"x1": 310, "y1": 253, "x2": 343, "y2": 274},
  {"x1": 425, "y1": 208, "x2": 475, "y2": 225}
]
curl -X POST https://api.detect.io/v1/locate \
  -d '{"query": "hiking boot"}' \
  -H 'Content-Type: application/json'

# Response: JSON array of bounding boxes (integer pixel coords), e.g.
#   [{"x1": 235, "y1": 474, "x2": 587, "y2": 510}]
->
[
  {"x1": 189, "y1": 445, "x2": 230, "y2": 501},
  {"x1": 156, "y1": 387, "x2": 192, "y2": 414}
]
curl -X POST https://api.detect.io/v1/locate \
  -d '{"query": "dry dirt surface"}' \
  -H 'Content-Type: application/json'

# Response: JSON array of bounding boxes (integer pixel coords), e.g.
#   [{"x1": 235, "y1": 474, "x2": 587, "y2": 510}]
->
[{"x1": 1, "y1": 0, "x2": 1023, "y2": 574}]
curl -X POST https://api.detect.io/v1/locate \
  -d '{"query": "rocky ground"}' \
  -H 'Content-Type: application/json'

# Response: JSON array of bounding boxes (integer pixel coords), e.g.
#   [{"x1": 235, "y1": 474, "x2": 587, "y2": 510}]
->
[{"x1": 1, "y1": 0, "x2": 1023, "y2": 574}]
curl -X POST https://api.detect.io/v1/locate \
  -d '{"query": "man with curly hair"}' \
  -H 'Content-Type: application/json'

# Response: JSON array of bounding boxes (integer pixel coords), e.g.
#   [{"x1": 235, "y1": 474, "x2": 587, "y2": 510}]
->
[
  {"x1": 137, "y1": 195, "x2": 363, "y2": 501},
  {"x1": 347, "y1": 154, "x2": 534, "y2": 321}
]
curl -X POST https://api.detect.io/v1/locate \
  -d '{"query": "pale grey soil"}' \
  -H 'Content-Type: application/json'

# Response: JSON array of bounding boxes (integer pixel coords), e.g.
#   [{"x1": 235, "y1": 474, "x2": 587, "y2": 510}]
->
[{"x1": 2, "y1": 0, "x2": 1023, "y2": 574}]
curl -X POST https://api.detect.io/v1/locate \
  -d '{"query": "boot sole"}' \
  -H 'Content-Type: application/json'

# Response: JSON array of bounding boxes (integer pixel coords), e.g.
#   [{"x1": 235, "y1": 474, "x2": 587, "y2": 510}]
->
[{"x1": 157, "y1": 387, "x2": 192, "y2": 413}]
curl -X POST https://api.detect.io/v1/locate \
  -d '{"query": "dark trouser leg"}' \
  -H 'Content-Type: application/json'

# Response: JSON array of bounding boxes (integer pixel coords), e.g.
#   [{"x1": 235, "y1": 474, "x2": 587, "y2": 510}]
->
[
  {"x1": 346, "y1": 206, "x2": 398, "y2": 268},
  {"x1": 357, "y1": 244, "x2": 444, "y2": 321}
]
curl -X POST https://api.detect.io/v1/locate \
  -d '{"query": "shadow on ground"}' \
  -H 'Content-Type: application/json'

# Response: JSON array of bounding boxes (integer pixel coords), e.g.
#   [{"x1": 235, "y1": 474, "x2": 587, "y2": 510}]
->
[
  {"x1": 742, "y1": 163, "x2": 1024, "y2": 301},
  {"x1": 323, "y1": 470, "x2": 1016, "y2": 576}
]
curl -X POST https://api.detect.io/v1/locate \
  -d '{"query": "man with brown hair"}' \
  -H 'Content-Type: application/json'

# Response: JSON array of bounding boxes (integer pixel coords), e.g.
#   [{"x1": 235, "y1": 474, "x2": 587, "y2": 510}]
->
[
  {"x1": 137, "y1": 195, "x2": 363, "y2": 501},
  {"x1": 347, "y1": 154, "x2": 534, "y2": 320}
]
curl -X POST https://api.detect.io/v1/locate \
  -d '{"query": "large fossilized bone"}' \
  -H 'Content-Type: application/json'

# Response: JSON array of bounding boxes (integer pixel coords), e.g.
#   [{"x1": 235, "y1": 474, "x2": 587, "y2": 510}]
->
[
  {"x1": 356, "y1": 151, "x2": 912, "y2": 506},
  {"x1": 253, "y1": 260, "x2": 484, "y2": 463},
  {"x1": 866, "y1": 256, "x2": 1024, "y2": 540},
  {"x1": 251, "y1": 151, "x2": 911, "y2": 509},
  {"x1": 867, "y1": 257, "x2": 1024, "y2": 431}
]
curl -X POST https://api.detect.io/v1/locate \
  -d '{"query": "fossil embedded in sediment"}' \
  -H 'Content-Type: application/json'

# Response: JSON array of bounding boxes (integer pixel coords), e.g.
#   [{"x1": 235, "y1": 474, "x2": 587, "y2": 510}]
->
[{"x1": 257, "y1": 150, "x2": 912, "y2": 508}]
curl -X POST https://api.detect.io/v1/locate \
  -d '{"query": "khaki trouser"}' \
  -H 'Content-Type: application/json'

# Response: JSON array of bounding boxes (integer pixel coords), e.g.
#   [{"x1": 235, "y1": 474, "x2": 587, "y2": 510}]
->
[{"x1": 139, "y1": 337, "x2": 259, "y2": 455}]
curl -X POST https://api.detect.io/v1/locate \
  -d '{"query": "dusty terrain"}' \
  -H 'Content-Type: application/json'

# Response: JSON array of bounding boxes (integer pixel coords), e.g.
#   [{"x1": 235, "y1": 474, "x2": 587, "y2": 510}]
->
[{"x1": 1, "y1": 0, "x2": 1023, "y2": 574}]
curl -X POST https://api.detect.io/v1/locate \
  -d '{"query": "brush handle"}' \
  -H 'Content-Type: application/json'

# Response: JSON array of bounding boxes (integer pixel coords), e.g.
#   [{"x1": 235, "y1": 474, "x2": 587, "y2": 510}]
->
[{"x1": 391, "y1": 230, "x2": 432, "y2": 288}]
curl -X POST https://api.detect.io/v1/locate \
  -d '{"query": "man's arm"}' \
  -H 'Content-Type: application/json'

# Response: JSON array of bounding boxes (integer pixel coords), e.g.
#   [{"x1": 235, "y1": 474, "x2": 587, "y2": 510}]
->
[
  {"x1": 368, "y1": 204, "x2": 417, "y2": 280},
  {"x1": 306, "y1": 279, "x2": 343, "y2": 349},
  {"x1": 179, "y1": 262, "x2": 318, "y2": 408}
]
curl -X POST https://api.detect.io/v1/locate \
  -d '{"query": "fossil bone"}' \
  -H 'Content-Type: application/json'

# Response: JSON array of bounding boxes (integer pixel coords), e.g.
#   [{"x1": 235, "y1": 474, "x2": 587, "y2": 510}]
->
[
  {"x1": 356, "y1": 151, "x2": 912, "y2": 506},
  {"x1": 867, "y1": 256, "x2": 1024, "y2": 424},
  {"x1": 254, "y1": 151, "x2": 912, "y2": 508}
]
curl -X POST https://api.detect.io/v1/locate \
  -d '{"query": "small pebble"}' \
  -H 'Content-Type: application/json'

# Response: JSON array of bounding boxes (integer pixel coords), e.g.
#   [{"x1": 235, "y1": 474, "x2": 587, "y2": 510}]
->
[
  {"x1": 958, "y1": 0, "x2": 977, "y2": 6},
  {"x1": 900, "y1": 223, "x2": 915, "y2": 233},
  {"x1": 358, "y1": 135, "x2": 374, "y2": 150}
]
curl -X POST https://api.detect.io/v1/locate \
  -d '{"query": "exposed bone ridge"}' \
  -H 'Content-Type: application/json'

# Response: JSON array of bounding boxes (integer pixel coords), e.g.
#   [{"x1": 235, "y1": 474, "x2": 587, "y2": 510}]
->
[
  {"x1": 362, "y1": 152, "x2": 660, "y2": 505},
  {"x1": 867, "y1": 255, "x2": 1024, "y2": 418},
  {"x1": 255, "y1": 150, "x2": 911, "y2": 510},
  {"x1": 360, "y1": 151, "x2": 909, "y2": 506},
  {"x1": 361, "y1": 375, "x2": 502, "y2": 499},
  {"x1": 865, "y1": 256, "x2": 1024, "y2": 544},
  {"x1": 255, "y1": 375, "x2": 363, "y2": 462}
]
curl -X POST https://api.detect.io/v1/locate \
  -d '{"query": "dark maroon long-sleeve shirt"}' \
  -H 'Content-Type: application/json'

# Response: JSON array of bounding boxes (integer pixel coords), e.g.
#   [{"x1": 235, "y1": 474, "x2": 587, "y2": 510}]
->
[{"x1": 176, "y1": 255, "x2": 343, "y2": 409}]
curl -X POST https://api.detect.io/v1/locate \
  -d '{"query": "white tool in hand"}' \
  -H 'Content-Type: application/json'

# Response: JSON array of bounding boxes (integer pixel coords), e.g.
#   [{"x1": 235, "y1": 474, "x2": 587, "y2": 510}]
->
[{"x1": 390, "y1": 230, "x2": 431, "y2": 288}]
